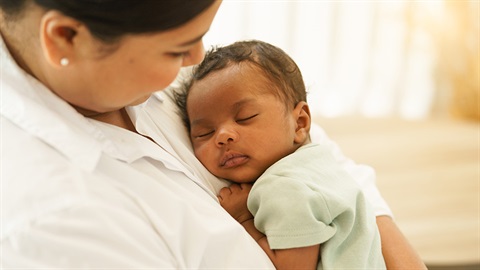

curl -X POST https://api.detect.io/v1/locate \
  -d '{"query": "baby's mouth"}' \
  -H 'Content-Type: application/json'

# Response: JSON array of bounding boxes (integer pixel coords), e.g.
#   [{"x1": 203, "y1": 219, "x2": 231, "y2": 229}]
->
[{"x1": 220, "y1": 153, "x2": 249, "y2": 168}]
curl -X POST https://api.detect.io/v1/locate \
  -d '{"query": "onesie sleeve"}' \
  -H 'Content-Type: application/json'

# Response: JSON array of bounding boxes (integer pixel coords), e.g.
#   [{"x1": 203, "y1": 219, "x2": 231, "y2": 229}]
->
[
  {"x1": 247, "y1": 176, "x2": 336, "y2": 250},
  {"x1": 310, "y1": 123, "x2": 393, "y2": 217}
]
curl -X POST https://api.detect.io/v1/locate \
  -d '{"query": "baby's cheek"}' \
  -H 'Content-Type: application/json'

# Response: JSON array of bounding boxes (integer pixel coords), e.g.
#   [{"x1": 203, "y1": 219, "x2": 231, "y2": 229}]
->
[
  {"x1": 193, "y1": 147, "x2": 205, "y2": 162},
  {"x1": 194, "y1": 146, "x2": 215, "y2": 169}
]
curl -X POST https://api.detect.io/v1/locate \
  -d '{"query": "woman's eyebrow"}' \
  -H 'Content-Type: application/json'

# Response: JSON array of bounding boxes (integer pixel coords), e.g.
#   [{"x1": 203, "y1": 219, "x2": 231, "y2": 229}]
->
[{"x1": 178, "y1": 30, "x2": 209, "y2": 47}]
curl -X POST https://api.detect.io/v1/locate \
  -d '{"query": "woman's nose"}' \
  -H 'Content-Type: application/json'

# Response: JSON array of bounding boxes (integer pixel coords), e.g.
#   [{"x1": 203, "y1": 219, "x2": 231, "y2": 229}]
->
[
  {"x1": 182, "y1": 41, "x2": 205, "y2": 67},
  {"x1": 215, "y1": 127, "x2": 238, "y2": 146}
]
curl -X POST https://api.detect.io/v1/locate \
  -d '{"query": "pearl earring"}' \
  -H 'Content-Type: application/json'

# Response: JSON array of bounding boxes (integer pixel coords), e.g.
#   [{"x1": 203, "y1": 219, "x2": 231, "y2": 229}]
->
[{"x1": 60, "y1": 58, "x2": 69, "y2": 66}]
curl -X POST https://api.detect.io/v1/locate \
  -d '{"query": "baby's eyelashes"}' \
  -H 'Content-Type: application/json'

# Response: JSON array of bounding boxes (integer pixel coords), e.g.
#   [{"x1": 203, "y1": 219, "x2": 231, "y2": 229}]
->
[
  {"x1": 236, "y1": 114, "x2": 258, "y2": 123},
  {"x1": 192, "y1": 130, "x2": 215, "y2": 139}
]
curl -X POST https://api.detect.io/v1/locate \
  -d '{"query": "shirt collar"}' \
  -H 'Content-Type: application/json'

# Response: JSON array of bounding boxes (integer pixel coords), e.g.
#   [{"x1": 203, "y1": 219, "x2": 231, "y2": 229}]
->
[{"x1": 0, "y1": 34, "x2": 202, "y2": 176}]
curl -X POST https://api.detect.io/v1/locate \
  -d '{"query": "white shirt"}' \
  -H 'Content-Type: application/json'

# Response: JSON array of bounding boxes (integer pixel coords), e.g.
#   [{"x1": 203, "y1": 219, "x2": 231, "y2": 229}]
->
[{"x1": 0, "y1": 34, "x2": 391, "y2": 268}]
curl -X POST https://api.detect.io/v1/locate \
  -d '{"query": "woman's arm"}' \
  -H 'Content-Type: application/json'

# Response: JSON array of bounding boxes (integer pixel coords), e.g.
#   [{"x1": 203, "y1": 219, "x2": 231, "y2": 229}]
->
[
  {"x1": 241, "y1": 218, "x2": 319, "y2": 270},
  {"x1": 311, "y1": 123, "x2": 426, "y2": 269},
  {"x1": 376, "y1": 216, "x2": 427, "y2": 270},
  {"x1": 218, "y1": 184, "x2": 319, "y2": 270}
]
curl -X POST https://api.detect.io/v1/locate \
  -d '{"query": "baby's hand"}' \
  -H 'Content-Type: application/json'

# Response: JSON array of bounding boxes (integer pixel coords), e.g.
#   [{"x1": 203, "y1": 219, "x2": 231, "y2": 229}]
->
[{"x1": 218, "y1": 183, "x2": 253, "y2": 224}]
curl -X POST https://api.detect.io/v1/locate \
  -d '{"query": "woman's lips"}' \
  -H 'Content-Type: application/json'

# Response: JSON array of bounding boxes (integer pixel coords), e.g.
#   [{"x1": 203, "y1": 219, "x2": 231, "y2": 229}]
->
[{"x1": 220, "y1": 153, "x2": 249, "y2": 168}]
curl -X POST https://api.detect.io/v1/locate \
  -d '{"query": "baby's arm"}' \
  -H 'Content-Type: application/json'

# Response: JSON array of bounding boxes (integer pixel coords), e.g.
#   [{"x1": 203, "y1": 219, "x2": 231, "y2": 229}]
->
[{"x1": 218, "y1": 183, "x2": 319, "y2": 270}]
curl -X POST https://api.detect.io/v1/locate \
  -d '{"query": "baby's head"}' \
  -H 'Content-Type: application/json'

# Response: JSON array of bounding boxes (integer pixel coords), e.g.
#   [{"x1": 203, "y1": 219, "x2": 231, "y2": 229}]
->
[{"x1": 176, "y1": 40, "x2": 311, "y2": 183}]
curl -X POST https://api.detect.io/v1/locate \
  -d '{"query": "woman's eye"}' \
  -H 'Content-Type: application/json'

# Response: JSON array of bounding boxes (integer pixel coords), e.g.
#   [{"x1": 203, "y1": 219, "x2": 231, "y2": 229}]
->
[
  {"x1": 236, "y1": 114, "x2": 258, "y2": 123},
  {"x1": 168, "y1": 51, "x2": 189, "y2": 58}
]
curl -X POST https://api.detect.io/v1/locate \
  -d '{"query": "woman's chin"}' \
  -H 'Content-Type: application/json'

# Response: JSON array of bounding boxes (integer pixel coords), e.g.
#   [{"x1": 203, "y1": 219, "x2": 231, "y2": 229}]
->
[{"x1": 129, "y1": 94, "x2": 152, "y2": 106}]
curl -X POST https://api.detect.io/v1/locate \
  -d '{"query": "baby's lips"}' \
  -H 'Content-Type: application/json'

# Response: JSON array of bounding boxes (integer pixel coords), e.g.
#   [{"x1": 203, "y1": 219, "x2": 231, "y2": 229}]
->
[{"x1": 220, "y1": 152, "x2": 248, "y2": 167}]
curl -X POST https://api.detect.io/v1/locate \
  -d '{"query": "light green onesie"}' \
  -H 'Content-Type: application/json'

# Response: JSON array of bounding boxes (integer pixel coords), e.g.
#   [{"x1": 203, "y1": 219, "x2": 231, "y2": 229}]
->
[{"x1": 247, "y1": 143, "x2": 386, "y2": 269}]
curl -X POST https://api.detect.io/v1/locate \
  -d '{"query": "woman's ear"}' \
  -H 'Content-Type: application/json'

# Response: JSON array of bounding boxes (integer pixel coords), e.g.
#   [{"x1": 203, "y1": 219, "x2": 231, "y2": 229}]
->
[
  {"x1": 292, "y1": 101, "x2": 311, "y2": 145},
  {"x1": 39, "y1": 11, "x2": 81, "y2": 68}
]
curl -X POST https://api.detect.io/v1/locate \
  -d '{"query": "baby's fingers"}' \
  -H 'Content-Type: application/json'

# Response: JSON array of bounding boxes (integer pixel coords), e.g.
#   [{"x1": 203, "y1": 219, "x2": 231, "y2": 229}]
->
[
  {"x1": 239, "y1": 183, "x2": 253, "y2": 192},
  {"x1": 218, "y1": 186, "x2": 233, "y2": 201},
  {"x1": 228, "y1": 183, "x2": 242, "y2": 193}
]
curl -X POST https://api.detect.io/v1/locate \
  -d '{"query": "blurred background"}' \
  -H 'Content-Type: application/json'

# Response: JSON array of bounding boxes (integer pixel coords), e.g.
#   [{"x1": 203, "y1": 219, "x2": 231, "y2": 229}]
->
[
  {"x1": 204, "y1": 0, "x2": 479, "y2": 121},
  {"x1": 202, "y1": 1, "x2": 479, "y2": 268}
]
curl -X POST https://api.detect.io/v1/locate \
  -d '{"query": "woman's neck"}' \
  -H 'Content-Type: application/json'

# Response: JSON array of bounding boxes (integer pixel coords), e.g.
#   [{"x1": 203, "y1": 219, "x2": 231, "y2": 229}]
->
[
  {"x1": 1, "y1": 21, "x2": 36, "y2": 77},
  {"x1": 0, "y1": 5, "x2": 48, "y2": 78},
  {"x1": 78, "y1": 107, "x2": 137, "y2": 132}
]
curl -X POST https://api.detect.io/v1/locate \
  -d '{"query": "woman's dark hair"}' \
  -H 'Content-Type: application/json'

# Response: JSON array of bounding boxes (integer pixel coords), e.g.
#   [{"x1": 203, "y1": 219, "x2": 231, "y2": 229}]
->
[
  {"x1": 175, "y1": 39, "x2": 307, "y2": 131},
  {"x1": 0, "y1": 0, "x2": 216, "y2": 42}
]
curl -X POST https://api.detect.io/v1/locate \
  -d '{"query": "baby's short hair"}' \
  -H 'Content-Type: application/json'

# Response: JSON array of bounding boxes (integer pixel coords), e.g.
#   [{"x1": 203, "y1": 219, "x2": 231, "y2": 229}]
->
[{"x1": 175, "y1": 40, "x2": 307, "y2": 131}]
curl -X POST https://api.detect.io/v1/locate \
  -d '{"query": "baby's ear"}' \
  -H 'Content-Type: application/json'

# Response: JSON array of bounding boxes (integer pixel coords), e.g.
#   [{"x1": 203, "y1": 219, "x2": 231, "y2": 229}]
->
[{"x1": 292, "y1": 101, "x2": 311, "y2": 145}]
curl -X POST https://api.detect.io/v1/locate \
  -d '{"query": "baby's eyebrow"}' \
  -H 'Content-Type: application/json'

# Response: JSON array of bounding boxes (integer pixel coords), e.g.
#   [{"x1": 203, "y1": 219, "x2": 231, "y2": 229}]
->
[
  {"x1": 189, "y1": 98, "x2": 257, "y2": 127},
  {"x1": 190, "y1": 117, "x2": 208, "y2": 128},
  {"x1": 232, "y1": 98, "x2": 256, "y2": 111}
]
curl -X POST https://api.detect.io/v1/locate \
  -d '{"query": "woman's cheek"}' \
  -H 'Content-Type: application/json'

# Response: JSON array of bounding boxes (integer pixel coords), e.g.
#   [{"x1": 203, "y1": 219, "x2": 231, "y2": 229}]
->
[{"x1": 157, "y1": 60, "x2": 184, "y2": 87}]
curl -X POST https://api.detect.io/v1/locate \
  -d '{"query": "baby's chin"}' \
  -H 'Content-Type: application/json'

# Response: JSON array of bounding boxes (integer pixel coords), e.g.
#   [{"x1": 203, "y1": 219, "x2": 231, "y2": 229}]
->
[{"x1": 226, "y1": 173, "x2": 261, "y2": 184}]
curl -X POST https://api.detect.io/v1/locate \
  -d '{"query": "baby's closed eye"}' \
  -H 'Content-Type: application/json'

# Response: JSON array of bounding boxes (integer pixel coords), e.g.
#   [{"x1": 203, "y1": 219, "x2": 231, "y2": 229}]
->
[
  {"x1": 236, "y1": 114, "x2": 258, "y2": 123},
  {"x1": 192, "y1": 129, "x2": 215, "y2": 139}
]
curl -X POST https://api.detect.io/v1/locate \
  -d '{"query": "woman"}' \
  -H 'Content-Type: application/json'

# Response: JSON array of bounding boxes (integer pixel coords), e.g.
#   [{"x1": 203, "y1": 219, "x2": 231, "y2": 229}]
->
[{"x1": 0, "y1": 0, "x2": 426, "y2": 268}]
